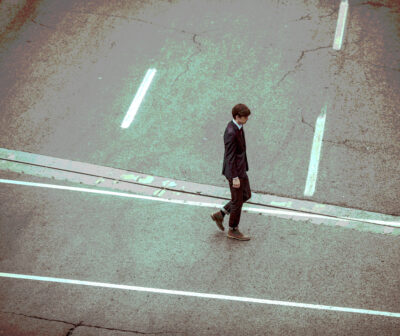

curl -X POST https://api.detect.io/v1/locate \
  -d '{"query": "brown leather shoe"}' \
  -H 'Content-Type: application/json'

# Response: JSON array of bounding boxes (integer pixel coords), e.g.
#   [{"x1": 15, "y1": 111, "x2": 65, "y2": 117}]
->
[
  {"x1": 211, "y1": 211, "x2": 224, "y2": 231},
  {"x1": 227, "y1": 227, "x2": 251, "y2": 241}
]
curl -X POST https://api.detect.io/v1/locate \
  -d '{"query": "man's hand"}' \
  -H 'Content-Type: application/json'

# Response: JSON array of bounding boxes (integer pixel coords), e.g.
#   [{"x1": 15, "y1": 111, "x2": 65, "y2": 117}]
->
[{"x1": 233, "y1": 177, "x2": 240, "y2": 188}]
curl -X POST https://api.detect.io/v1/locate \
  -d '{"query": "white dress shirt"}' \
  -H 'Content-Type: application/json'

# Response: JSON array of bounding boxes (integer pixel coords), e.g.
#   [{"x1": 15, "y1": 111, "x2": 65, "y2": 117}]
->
[{"x1": 232, "y1": 119, "x2": 242, "y2": 130}]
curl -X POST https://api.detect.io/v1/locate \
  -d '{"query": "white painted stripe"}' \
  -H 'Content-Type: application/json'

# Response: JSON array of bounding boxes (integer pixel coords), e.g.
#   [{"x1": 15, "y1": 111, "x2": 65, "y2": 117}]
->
[
  {"x1": 0, "y1": 179, "x2": 328, "y2": 220},
  {"x1": 333, "y1": 0, "x2": 349, "y2": 50},
  {"x1": 346, "y1": 216, "x2": 400, "y2": 227},
  {"x1": 0, "y1": 179, "x2": 399, "y2": 227},
  {"x1": 304, "y1": 104, "x2": 327, "y2": 197},
  {"x1": 1, "y1": 272, "x2": 399, "y2": 318},
  {"x1": 0, "y1": 178, "x2": 210, "y2": 206},
  {"x1": 121, "y1": 68, "x2": 157, "y2": 129}
]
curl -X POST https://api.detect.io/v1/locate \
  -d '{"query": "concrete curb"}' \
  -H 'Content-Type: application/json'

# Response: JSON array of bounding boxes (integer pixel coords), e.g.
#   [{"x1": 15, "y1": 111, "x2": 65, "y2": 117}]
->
[{"x1": 1, "y1": 148, "x2": 399, "y2": 229}]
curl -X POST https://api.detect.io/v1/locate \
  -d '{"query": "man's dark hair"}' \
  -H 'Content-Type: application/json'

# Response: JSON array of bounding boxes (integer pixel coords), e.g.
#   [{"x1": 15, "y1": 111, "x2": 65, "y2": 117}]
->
[{"x1": 232, "y1": 103, "x2": 251, "y2": 119}]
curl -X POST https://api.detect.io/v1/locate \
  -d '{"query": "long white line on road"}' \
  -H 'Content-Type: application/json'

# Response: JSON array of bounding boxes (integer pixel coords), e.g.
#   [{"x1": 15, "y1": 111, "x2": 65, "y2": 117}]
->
[
  {"x1": 304, "y1": 104, "x2": 327, "y2": 197},
  {"x1": 121, "y1": 68, "x2": 157, "y2": 129},
  {"x1": 1, "y1": 272, "x2": 399, "y2": 318},
  {"x1": 0, "y1": 178, "x2": 331, "y2": 221},
  {"x1": 333, "y1": 0, "x2": 349, "y2": 50},
  {"x1": 1, "y1": 179, "x2": 399, "y2": 227}
]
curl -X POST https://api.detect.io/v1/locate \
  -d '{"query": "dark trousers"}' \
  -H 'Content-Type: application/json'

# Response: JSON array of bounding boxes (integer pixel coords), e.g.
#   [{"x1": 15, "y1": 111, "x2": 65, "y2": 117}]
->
[{"x1": 222, "y1": 175, "x2": 252, "y2": 228}]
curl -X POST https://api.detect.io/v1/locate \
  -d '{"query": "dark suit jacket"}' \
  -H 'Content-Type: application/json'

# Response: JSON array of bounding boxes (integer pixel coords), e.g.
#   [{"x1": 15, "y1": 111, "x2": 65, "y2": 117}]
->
[{"x1": 222, "y1": 120, "x2": 249, "y2": 179}]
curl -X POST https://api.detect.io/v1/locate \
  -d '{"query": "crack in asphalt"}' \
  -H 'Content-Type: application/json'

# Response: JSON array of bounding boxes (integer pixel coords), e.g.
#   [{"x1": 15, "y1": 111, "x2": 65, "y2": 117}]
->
[
  {"x1": 296, "y1": 14, "x2": 312, "y2": 21},
  {"x1": 319, "y1": 9, "x2": 339, "y2": 19},
  {"x1": 300, "y1": 111, "x2": 315, "y2": 132},
  {"x1": 295, "y1": 9, "x2": 337, "y2": 22},
  {"x1": 324, "y1": 138, "x2": 399, "y2": 155},
  {"x1": 1, "y1": 311, "x2": 185, "y2": 336},
  {"x1": 1, "y1": 310, "x2": 76, "y2": 327},
  {"x1": 66, "y1": 323, "x2": 186, "y2": 336},
  {"x1": 172, "y1": 33, "x2": 202, "y2": 85},
  {"x1": 30, "y1": 18, "x2": 53, "y2": 29},
  {"x1": 65, "y1": 321, "x2": 84, "y2": 336},
  {"x1": 274, "y1": 45, "x2": 331, "y2": 88}
]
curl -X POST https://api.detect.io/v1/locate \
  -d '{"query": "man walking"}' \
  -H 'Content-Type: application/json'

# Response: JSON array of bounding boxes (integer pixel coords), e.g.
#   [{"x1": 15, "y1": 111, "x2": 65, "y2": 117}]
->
[{"x1": 211, "y1": 103, "x2": 252, "y2": 241}]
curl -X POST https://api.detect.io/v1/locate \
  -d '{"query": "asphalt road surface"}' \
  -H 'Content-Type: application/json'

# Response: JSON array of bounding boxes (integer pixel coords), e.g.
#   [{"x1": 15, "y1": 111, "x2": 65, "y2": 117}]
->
[{"x1": 0, "y1": 0, "x2": 399, "y2": 335}]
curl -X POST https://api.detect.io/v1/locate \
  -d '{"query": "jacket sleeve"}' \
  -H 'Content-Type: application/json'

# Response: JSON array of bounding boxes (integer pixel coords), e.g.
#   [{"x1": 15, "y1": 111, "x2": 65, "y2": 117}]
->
[{"x1": 224, "y1": 130, "x2": 238, "y2": 178}]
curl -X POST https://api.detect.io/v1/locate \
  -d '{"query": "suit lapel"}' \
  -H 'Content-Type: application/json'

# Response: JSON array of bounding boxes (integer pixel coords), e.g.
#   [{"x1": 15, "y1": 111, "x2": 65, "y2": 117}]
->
[{"x1": 229, "y1": 120, "x2": 246, "y2": 149}]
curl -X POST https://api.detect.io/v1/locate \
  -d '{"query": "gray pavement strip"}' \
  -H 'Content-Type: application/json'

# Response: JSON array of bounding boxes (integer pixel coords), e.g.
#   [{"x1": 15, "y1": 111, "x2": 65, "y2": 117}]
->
[{"x1": 0, "y1": 148, "x2": 399, "y2": 236}]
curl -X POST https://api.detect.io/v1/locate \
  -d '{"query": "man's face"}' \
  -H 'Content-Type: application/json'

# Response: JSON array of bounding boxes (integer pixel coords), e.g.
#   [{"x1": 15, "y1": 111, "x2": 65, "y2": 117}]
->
[{"x1": 236, "y1": 115, "x2": 249, "y2": 125}]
